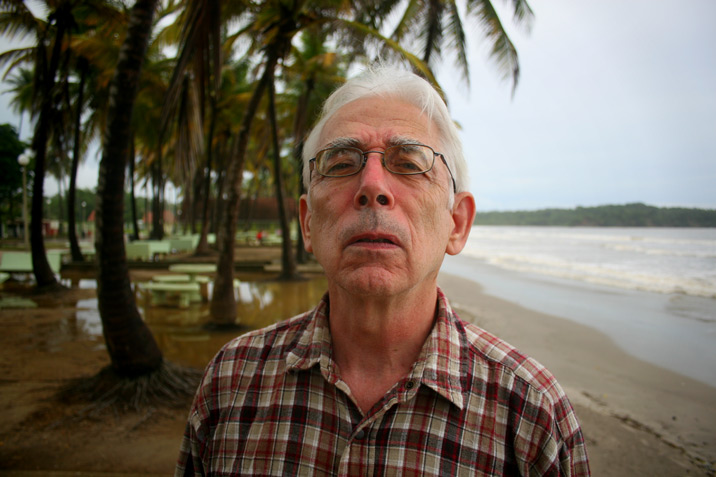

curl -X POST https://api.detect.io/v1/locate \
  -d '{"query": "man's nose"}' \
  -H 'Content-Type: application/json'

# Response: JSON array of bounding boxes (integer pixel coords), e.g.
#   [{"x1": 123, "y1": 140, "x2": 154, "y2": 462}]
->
[{"x1": 354, "y1": 153, "x2": 394, "y2": 208}]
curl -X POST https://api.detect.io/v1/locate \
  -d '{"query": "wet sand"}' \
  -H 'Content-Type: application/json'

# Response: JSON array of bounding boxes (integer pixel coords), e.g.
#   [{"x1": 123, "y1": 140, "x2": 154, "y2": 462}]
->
[
  {"x1": 0, "y1": 254, "x2": 714, "y2": 475},
  {"x1": 438, "y1": 272, "x2": 716, "y2": 476}
]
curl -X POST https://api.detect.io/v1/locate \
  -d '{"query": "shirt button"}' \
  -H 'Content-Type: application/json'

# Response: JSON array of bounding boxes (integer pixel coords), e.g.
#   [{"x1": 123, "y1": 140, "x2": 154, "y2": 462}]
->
[
  {"x1": 406, "y1": 380, "x2": 415, "y2": 389},
  {"x1": 355, "y1": 429, "x2": 366, "y2": 440}
]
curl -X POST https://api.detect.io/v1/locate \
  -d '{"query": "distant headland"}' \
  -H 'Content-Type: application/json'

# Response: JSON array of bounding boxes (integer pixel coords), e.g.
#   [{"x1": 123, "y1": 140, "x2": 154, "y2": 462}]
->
[{"x1": 474, "y1": 203, "x2": 716, "y2": 227}]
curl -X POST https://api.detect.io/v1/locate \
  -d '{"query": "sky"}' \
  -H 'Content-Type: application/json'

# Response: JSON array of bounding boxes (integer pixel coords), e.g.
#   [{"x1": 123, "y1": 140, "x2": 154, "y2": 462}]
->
[{"x1": 1, "y1": 0, "x2": 715, "y2": 211}]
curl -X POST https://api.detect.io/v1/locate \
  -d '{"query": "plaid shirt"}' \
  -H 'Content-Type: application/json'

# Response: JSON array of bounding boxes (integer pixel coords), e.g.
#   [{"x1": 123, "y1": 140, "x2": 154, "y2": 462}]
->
[{"x1": 176, "y1": 289, "x2": 590, "y2": 476}]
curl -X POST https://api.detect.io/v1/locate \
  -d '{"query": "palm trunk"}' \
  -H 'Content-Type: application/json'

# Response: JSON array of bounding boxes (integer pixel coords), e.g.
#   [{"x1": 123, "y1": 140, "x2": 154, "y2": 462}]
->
[
  {"x1": 195, "y1": 99, "x2": 218, "y2": 255},
  {"x1": 267, "y1": 79, "x2": 298, "y2": 280},
  {"x1": 150, "y1": 153, "x2": 163, "y2": 240},
  {"x1": 209, "y1": 52, "x2": 278, "y2": 324},
  {"x1": 68, "y1": 58, "x2": 87, "y2": 262},
  {"x1": 292, "y1": 77, "x2": 314, "y2": 264},
  {"x1": 95, "y1": 0, "x2": 162, "y2": 376},
  {"x1": 211, "y1": 141, "x2": 227, "y2": 238},
  {"x1": 129, "y1": 133, "x2": 140, "y2": 241},
  {"x1": 30, "y1": 5, "x2": 69, "y2": 289}
]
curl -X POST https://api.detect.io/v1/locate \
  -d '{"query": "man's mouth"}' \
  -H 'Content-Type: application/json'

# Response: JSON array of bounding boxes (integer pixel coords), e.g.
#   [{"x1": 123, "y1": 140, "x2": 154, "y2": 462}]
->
[
  {"x1": 348, "y1": 233, "x2": 400, "y2": 248},
  {"x1": 354, "y1": 237, "x2": 395, "y2": 244}
]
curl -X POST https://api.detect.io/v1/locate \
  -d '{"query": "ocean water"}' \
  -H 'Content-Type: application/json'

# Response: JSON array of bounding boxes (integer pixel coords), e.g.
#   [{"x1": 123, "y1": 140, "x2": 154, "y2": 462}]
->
[
  {"x1": 441, "y1": 226, "x2": 716, "y2": 387},
  {"x1": 461, "y1": 226, "x2": 716, "y2": 298}
]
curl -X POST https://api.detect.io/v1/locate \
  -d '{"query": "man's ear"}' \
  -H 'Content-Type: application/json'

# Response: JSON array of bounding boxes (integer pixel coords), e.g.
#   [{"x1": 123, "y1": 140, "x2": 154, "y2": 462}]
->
[
  {"x1": 446, "y1": 192, "x2": 476, "y2": 255},
  {"x1": 299, "y1": 194, "x2": 313, "y2": 253}
]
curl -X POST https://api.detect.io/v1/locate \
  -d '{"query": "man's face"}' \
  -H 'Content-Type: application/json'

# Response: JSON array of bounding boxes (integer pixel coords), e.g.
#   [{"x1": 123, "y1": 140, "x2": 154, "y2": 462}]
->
[{"x1": 299, "y1": 96, "x2": 472, "y2": 299}]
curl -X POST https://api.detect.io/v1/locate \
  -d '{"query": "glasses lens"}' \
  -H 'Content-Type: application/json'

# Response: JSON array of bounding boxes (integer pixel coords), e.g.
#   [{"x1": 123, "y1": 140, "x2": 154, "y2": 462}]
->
[
  {"x1": 316, "y1": 147, "x2": 362, "y2": 176},
  {"x1": 384, "y1": 145, "x2": 434, "y2": 174}
]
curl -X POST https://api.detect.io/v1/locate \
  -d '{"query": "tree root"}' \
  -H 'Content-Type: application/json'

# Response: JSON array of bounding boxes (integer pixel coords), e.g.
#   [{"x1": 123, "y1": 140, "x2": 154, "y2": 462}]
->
[{"x1": 56, "y1": 360, "x2": 202, "y2": 417}]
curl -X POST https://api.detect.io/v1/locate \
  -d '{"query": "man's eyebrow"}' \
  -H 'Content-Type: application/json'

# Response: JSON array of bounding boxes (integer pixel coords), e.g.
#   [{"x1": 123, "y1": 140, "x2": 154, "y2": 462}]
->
[
  {"x1": 386, "y1": 136, "x2": 426, "y2": 147},
  {"x1": 323, "y1": 136, "x2": 425, "y2": 149},
  {"x1": 324, "y1": 137, "x2": 362, "y2": 149}
]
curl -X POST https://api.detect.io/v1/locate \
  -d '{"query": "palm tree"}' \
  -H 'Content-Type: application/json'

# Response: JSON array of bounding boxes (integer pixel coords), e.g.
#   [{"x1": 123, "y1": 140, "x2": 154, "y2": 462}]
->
[
  {"x1": 67, "y1": 56, "x2": 89, "y2": 261},
  {"x1": 204, "y1": 0, "x2": 435, "y2": 325},
  {"x1": 0, "y1": 0, "x2": 76, "y2": 287},
  {"x1": 266, "y1": 78, "x2": 298, "y2": 280},
  {"x1": 94, "y1": 0, "x2": 163, "y2": 376},
  {"x1": 283, "y1": 32, "x2": 347, "y2": 263},
  {"x1": 76, "y1": 0, "x2": 198, "y2": 407},
  {"x1": 159, "y1": 0, "x2": 245, "y2": 256},
  {"x1": 382, "y1": 0, "x2": 533, "y2": 90},
  {"x1": 2, "y1": 1, "x2": 74, "y2": 284},
  {"x1": 26, "y1": 0, "x2": 76, "y2": 289},
  {"x1": 0, "y1": 0, "x2": 126, "y2": 271}
]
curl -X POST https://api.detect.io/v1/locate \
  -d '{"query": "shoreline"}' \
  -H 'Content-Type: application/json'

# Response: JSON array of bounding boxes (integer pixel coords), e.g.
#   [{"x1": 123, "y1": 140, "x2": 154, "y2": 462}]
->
[
  {"x1": 438, "y1": 271, "x2": 716, "y2": 475},
  {"x1": 442, "y1": 253, "x2": 716, "y2": 388}
]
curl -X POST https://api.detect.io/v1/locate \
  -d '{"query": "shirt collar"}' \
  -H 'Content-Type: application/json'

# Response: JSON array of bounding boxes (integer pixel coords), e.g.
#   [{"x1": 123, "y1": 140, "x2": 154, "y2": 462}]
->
[
  {"x1": 285, "y1": 293, "x2": 333, "y2": 376},
  {"x1": 285, "y1": 288, "x2": 465, "y2": 409},
  {"x1": 411, "y1": 288, "x2": 465, "y2": 409}
]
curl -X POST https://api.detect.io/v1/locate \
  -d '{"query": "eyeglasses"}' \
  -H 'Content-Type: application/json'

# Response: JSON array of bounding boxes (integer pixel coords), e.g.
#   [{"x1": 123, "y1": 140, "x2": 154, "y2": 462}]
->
[{"x1": 309, "y1": 144, "x2": 456, "y2": 193}]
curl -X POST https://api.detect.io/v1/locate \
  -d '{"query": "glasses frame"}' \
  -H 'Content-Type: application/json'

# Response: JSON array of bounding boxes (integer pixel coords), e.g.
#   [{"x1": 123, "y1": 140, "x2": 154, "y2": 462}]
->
[{"x1": 309, "y1": 144, "x2": 457, "y2": 193}]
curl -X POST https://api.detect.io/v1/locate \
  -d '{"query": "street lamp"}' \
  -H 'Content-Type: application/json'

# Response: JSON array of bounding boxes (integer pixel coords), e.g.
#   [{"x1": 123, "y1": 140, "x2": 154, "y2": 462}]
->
[
  {"x1": 17, "y1": 149, "x2": 32, "y2": 249},
  {"x1": 81, "y1": 201, "x2": 87, "y2": 239}
]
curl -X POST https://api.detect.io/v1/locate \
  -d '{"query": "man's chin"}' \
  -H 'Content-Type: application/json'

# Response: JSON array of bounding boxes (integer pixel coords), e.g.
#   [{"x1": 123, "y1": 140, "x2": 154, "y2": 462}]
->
[{"x1": 333, "y1": 267, "x2": 406, "y2": 297}]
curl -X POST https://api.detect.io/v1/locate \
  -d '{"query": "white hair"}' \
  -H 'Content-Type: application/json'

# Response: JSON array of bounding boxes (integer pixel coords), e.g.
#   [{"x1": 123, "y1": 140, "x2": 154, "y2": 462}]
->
[{"x1": 301, "y1": 66, "x2": 469, "y2": 197}]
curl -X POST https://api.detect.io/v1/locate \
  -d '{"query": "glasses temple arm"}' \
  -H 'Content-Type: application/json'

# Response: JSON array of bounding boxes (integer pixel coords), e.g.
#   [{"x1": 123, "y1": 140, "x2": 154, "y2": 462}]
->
[{"x1": 438, "y1": 154, "x2": 457, "y2": 194}]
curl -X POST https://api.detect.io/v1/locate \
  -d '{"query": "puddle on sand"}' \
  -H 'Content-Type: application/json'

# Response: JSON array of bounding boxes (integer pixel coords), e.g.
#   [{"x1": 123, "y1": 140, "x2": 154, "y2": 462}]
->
[
  {"x1": 0, "y1": 281, "x2": 105, "y2": 353},
  {"x1": 143, "y1": 275, "x2": 329, "y2": 368},
  {"x1": 2, "y1": 270, "x2": 328, "y2": 368},
  {"x1": 67, "y1": 273, "x2": 329, "y2": 369}
]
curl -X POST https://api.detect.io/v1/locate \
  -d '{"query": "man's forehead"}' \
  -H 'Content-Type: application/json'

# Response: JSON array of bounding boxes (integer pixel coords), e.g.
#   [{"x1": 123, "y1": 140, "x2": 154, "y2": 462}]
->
[{"x1": 318, "y1": 97, "x2": 436, "y2": 150}]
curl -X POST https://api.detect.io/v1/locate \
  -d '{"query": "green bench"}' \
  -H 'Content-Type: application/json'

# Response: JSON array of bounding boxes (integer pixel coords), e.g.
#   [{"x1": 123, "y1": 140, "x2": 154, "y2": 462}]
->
[
  {"x1": 139, "y1": 281, "x2": 202, "y2": 308},
  {"x1": 0, "y1": 251, "x2": 62, "y2": 275},
  {"x1": 168, "y1": 237, "x2": 197, "y2": 253},
  {"x1": 125, "y1": 241, "x2": 171, "y2": 261},
  {"x1": 153, "y1": 273, "x2": 210, "y2": 301}
]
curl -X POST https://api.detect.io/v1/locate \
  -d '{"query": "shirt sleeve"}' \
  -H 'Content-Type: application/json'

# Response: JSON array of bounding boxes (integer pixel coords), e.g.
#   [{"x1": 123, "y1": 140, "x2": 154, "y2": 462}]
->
[
  {"x1": 175, "y1": 414, "x2": 206, "y2": 476},
  {"x1": 514, "y1": 384, "x2": 590, "y2": 476},
  {"x1": 175, "y1": 355, "x2": 220, "y2": 477}
]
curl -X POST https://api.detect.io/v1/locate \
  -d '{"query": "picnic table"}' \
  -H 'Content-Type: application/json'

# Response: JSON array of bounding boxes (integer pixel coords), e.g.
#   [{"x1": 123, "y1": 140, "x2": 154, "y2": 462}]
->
[
  {"x1": 138, "y1": 264, "x2": 242, "y2": 308},
  {"x1": 125, "y1": 240, "x2": 171, "y2": 261},
  {"x1": 168, "y1": 263, "x2": 217, "y2": 280},
  {"x1": 139, "y1": 281, "x2": 202, "y2": 308},
  {"x1": 168, "y1": 236, "x2": 199, "y2": 253},
  {"x1": 137, "y1": 263, "x2": 217, "y2": 308},
  {"x1": 0, "y1": 251, "x2": 63, "y2": 275}
]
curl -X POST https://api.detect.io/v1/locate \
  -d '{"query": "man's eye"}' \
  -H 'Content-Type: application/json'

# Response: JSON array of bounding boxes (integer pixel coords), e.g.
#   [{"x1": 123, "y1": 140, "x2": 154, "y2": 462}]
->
[
  {"x1": 325, "y1": 161, "x2": 355, "y2": 174},
  {"x1": 321, "y1": 149, "x2": 358, "y2": 175},
  {"x1": 390, "y1": 155, "x2": 425, "y2": 173}
]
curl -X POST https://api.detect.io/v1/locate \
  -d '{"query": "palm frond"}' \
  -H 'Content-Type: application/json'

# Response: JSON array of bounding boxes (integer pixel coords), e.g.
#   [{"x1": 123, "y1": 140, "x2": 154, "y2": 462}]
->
[
  {"x1": 445, "y1": 0, "x2": 469, "y2": 87},
  {"x1": 0, "y1": 47, "x2": 34, "y2": 79},
  {"x1": 338, "y1": 18, "x2": 439, "y2": 88},
  {"x1": 467, "y1": 0, "x2": 521, "y2": 92},
  {"x1": 508, "y1": 0, "x2": 534, "y2": 32}
]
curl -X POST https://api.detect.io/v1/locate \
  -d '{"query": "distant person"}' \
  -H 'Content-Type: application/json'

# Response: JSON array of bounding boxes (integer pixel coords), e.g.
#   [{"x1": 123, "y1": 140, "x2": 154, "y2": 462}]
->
[{"x1": 176, "y1": 67, "x2": 590, "y2": 476}]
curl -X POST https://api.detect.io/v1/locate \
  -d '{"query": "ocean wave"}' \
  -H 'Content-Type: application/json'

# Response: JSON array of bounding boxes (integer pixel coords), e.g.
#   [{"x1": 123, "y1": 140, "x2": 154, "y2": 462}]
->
[
  {"x1": 460, "y1": 249, "x2": 716, "y2": 298},
  {"x1": 469, "y1": 227, "x2": 716, "y2": 248},
  {"x1": 603, "y1": 243, "x2": 716, "y2": 258}
]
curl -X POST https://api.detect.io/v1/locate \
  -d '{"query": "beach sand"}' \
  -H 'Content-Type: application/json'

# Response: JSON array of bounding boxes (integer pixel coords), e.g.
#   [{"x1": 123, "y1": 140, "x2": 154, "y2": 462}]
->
[
  {"x1": 0, "y1": 264, "x2": 713, "y2": 475},
  {"x1": 438, "y1": 273, "x2": 716, "y2": 476}
]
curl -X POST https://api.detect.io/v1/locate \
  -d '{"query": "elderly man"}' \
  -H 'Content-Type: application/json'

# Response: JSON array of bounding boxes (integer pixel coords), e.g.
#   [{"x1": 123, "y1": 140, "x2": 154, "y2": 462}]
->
[{"x1": 176, "y1": 68, "x2": 590, "y2": 476}]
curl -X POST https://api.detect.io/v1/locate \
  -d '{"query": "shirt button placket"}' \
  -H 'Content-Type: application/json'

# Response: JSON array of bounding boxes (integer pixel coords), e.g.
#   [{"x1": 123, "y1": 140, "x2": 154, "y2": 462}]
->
[{"x1": 339, "y1": 427, "x2": 370, "y2": 476}]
